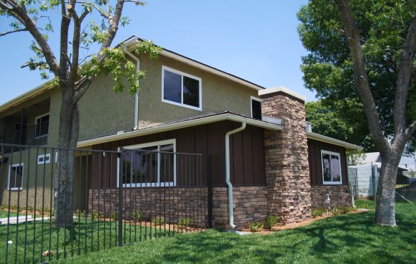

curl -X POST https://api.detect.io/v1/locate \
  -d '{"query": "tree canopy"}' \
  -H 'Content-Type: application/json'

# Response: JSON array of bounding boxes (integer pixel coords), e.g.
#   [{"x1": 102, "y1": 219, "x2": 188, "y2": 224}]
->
[
  {"x1": 299, "y1": 0, "x2": 416, "y2": 226},
  {"x1": 306, "y1": 100, "x2": 375, "y2": 151},
  {"x1": 298, "y1": 0, "x2": 416, "y2": 153}
]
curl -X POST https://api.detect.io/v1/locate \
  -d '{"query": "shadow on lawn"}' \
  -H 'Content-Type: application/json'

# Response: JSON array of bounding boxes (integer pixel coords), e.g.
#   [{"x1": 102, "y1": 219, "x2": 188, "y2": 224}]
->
[{"x1": 159, "y1": 210, "x2": 416, "y2": 263}]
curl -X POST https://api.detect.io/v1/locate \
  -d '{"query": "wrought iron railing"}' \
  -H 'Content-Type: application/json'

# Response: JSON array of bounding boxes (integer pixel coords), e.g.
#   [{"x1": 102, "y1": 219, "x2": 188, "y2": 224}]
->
[
  {"x1": 1, "y1": 121, "x2": 49, "y2": 152},
  {"x1": 0, "y1": 143, "x2": 212, "y2": 263}
]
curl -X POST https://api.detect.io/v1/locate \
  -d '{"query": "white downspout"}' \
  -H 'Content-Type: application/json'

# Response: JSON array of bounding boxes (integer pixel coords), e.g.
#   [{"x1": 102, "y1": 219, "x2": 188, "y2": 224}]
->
[
  {"x1": 123, "y1": 44, "x2": 141, "y2": 129},
  {"x1": 225, "y1": 122, "x2": 246, "y2": 229}
]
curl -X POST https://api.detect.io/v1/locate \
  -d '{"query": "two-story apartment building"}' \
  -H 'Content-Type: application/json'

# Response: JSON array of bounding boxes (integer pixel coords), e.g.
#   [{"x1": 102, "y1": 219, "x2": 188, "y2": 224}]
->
[{"x1": 0, "y1": 36, "x2": 361, "y2": 229}]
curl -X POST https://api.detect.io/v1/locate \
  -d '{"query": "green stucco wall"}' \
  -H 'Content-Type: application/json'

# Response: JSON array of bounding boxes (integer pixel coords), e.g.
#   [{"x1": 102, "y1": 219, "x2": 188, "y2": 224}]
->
[{"x1": 137, "y1": 54, "x2": 259, "y2": 128}]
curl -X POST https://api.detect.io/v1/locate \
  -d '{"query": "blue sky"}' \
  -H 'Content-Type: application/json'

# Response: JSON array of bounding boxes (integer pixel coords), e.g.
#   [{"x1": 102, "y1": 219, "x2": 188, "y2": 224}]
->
[{"x1": 0, "y1": 0, "x2": 316, "y2": 105}]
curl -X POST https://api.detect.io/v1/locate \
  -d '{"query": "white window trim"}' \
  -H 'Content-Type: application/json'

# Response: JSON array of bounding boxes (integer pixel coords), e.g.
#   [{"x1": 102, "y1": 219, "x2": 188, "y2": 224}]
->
[
  {"x1": 321, "y1": 150, "x2": 342, "y2": 185},
  {"x1": 117, "y1": 139, "x2": 177, "y2": 188},
  {"x1": 37, "y1": 153, "x2": 51, "y2": 165},
  {"x1": 161, "y1": 66, "x2": 202, "y2": 111},
  {"x1": 7, "y1": 163, "x2": 24, "y2": 191},
  {"x1": 250, "y1": 96, "x2": 262, "y2": 119},
  {"x1": 34, "y1": 113, "x2": 50, "y2": 139}
]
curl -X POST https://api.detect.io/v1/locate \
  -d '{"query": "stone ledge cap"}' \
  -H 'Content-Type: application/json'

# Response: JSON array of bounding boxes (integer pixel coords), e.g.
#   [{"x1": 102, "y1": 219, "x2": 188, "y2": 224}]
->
[{"x1": 258, "y1": 86, "x2": 306, "y2": 102}]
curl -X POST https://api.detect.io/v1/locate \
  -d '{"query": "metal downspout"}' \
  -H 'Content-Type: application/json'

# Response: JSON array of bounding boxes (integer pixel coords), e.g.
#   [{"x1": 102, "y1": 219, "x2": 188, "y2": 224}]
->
[
  {"x1": 225, "y1": 122, "x2": 246, "y2": 229},
  {"x1": 123, "y1": 45, "x2": 141, "y2": 129}
]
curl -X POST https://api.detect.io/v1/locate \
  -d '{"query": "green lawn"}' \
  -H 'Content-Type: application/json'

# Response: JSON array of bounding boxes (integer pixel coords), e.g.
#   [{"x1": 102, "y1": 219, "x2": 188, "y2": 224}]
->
[
  {"x1": 0, "y1": 216, "x2": 175, "y2": 263},
  {"x1": 57, "y1": 200, "x2": 416, "y2": 264},
  {"x1": 0, "y1": 210, "x2": 18, "y2": 218}
]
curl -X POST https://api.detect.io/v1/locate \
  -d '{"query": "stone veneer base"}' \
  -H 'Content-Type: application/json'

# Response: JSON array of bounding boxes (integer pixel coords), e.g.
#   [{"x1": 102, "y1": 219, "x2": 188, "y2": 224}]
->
[{"x1": 310, "y1": 185, "x2": 352, "y2": 209}]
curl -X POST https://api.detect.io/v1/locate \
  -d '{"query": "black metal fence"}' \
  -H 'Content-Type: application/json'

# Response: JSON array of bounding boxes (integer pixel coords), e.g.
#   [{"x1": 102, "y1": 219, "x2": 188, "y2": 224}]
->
[
  {"x1": 0, "y1": 143, "x2": 212, "y2": 263},
  {"x1": 0, "y1": 121, "x2": 49, "y2": 151}
]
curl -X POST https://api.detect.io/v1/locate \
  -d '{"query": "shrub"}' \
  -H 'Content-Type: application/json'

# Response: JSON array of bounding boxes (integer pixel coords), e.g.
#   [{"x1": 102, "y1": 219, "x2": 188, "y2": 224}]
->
[
  {"x1": 264, "y1": 215, "x2": 279, "y2": 230},
  {"x1": 152, "y1": 216, "x2": 165, "y2": 226},
  {"x1": 111, "y1": 213, "x2": 118, "y2": 221},
  {"x1": 249, "y1": 222, "x2": 263, "y2": 232},
  {"x1": 311, "y1": 207, "x2": 326, "y2": 218},
  {"x1": 178, "y1": 217, "x2": 193, "y2": 227},
  {"x1": 73, "y1": 210, "x2": 85, "y2": 218},
  {"x1": 133, "y1": 210, "x2": 146, "y2": 223},
  {"x1": 88, "y1": 210, "x2": 102, "y2": 220},
  {"x1": 332, "y1": 206, "x2": 354, "y2": 216}
]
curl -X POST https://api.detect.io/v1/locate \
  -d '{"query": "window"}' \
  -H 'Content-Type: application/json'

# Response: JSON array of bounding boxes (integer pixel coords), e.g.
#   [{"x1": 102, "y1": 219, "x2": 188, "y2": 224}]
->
[
  {"x1": 37, "y1": 154, "x2": 51, "y2": 165},
  {"x1": 8, "y1": 163, "x2": 24, "y2": 190},
  {"x1": 35, "y1": 114, "x2": 49, "y2": 138},
  {"x1": 251, "y1": 97, "x2": 262, "y2": 120},
  {"x1": 119, "y1": 139, "x2": 176, "y2": 187},
  {"x1": 162, "y1": 66, "x2": 202, "y2": 110},
  {"x1": 321, "y1": 150, "x2": 342, "y2": 185}
]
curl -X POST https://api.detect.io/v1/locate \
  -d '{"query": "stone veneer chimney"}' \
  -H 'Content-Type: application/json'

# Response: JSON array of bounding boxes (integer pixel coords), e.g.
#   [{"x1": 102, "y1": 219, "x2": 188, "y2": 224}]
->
[{"x1": 259, "y1": 86, "x2": 311, "y2": 223}]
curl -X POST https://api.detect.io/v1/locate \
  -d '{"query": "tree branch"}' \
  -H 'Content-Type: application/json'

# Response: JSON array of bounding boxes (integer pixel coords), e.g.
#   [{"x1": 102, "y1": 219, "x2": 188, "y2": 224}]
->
[
  {"x1": 98, "y1": 0, "x2": 125, "y2": 55},
  {"x1": 406, "y1": 120, "x2": 416, "y2": 138},
  {"x1": 2, "y1": 0, "x2": 60, "y2": 75},
  {"x1": 333, "y1": 0, "x2": 389, "y2": 149},
  {"x1": 0, "y1": 28, "x2": 27, "y2": 37},
  {"x1": 67, "y1": 3, "x2": 84, "y2": 85},
  {"x1": 74, "y1": 0, "x2": 126, "y2": 102},
  {"x1": 91, "y1": 4, "x2": 110, "y2": 19},
  {"x1": 59, "y1": 0, "x2": 72, "y2": 89},
  {"x1": 393, "y1": 8, "x2": 416, "y2": 138}
]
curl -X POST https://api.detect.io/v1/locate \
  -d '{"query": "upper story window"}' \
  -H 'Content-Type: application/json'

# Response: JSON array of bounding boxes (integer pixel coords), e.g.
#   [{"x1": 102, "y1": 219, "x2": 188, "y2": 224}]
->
[
  {"x1": 119, "y1": 139, "x2": 176, "y2": 187},
  {"x1": 162, "y1": 66, "x2": 202, "y2": 111},
  {"x1": 251, "y1": 97, "x2": 262, "y2": 120},
  {"x1": 8, "y1": 163, "x2": 24, "y2": 191},
  {"x1": 35, "y1": 114, "x2": 49, "y2": 138},
  {"x1": 321, "y1": 150, "x2": 342, "y2": 185}
]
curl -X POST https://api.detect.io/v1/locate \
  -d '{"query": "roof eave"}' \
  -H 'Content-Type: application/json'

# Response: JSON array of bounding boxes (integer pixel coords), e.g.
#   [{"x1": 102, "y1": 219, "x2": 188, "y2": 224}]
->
[
  {"x1": 77, "y1": 113, "x2": 282, "y2": 148},
  {"x1": 306, "y1": 131, "x2": 363, "y2": 151},
  {"x1": 123, "y1": 36, "x2": 264, "y2": 91},
  {"x1": 0, "y1": 80, "x2": 54, "y2": 115}
]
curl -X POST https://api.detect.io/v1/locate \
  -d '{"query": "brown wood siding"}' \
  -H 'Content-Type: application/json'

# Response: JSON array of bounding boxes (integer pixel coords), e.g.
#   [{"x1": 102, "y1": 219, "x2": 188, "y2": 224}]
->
[
  {"x1": 90, "y1": 121, "x2": 266, "y2": 188},
  {"x1": 307, "y1": 139, "x2": 348, "y2": 186}
]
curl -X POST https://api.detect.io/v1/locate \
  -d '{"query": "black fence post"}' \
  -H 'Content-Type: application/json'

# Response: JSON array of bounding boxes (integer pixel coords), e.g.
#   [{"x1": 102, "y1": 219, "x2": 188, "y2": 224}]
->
[
  {"x1": 118, "y1": 148, "x2": 123, "y2": 247},
  {"x1": 207, "y1": 154, "x2": 213, "y2": 229}
]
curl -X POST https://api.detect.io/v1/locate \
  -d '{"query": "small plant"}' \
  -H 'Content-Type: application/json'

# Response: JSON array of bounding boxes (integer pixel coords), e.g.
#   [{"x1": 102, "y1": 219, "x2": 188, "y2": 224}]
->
[
  {"x1": 311, "y1": 207, "x2": 326, "y2": 218},
  {"x1": 73, "y1": 210, "x2": 86, "y2": 218},
  {"x1": 111, "y1": 213, "x2": 118, "y2": 221},
  {"x1": 133, "y1": 210, "x2": 146, "y2": 223},
  {"x1": 178, "y1": 217, "x2": 193, "y2": 227},
  {"x1": 249, "y1": 222, "x2": 263, "y2": 232},
  {"x1": 264, "y1": 215, "x2": 279, "y2": 230},
  {"x1": 152, "y1": 216, "x2": 165, "y2": 226},
  {"x1": 26, "y1": 206, "x2": 34, "y2": 212},
  {"x1": 88, "y1": 210, "x2": 102, "y2": 220},
  {"x1": 332, "y1": 206, "x2": 354, "y2": 216}
]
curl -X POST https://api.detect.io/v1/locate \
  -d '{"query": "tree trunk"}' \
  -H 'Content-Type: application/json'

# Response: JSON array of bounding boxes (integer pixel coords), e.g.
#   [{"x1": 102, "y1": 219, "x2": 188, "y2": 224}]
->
[
  {"x1": 375, "y1": 152, "x2": 401, "y2": 226},
  {"x1": 54, "y1": 96, "x2": 80, "y2": 229}
]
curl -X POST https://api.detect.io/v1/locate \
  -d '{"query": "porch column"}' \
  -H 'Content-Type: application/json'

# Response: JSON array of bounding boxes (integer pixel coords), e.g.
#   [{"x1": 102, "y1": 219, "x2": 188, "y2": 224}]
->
[{"x1": 259, "y1": 86, "x2": 311, "y2": 223}]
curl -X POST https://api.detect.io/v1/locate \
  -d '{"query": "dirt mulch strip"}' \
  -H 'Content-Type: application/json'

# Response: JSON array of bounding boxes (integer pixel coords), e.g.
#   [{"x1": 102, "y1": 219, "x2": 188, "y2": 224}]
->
[{"x1": 241, "y1": 209, "x2": 368, "y2": 234}]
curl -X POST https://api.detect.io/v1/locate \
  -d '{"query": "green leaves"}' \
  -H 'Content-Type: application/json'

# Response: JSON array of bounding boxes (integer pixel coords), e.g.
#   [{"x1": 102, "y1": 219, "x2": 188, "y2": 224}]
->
[
  {"x1": 79, "y1": 41, "x2": 161, "y2": 94},
  {"x1": 135, "y1": 40, "x2": 162, "y2": 60},
  {"x1": 298, "y1": 0, "x2": 416, "y2": 150}
]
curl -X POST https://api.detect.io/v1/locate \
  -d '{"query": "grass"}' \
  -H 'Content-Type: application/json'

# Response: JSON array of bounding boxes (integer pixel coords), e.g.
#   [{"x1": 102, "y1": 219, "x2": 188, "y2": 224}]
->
[
  {"x1": 57, "y1": 200, "x2": 416, "y2": 264},
  {"x1": 0, "y1": 215, "x2": 175, "y2": 263},
  {"x1": 0, "y1": 210, "x2": 18, "y2": 218}
]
